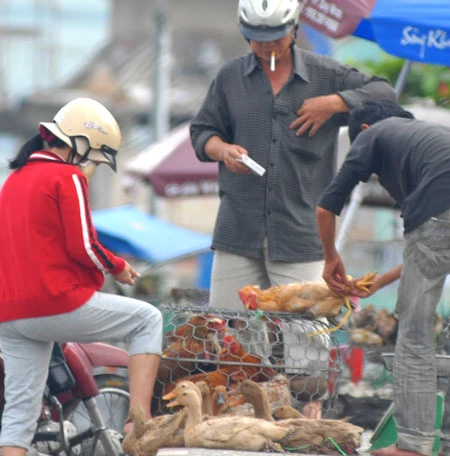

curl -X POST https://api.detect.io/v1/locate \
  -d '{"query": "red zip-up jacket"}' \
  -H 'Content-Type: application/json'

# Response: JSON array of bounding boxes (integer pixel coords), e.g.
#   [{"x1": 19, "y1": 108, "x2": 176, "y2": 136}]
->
[{"x1": 0, "y1": 151, "x2": 125, "y2": 322}]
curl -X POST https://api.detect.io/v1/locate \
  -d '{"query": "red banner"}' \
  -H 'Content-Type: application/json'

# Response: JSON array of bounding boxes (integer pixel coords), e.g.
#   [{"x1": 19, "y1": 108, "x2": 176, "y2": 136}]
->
[{"x1": 298, "y1": 0, "x2": 377, "y2": 38}]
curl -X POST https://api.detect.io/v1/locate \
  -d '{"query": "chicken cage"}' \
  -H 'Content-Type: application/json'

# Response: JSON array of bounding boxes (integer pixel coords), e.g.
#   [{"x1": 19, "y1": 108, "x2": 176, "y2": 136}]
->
[{"x1": 152, "y1": 301, "x2": 343, "y2": 418}]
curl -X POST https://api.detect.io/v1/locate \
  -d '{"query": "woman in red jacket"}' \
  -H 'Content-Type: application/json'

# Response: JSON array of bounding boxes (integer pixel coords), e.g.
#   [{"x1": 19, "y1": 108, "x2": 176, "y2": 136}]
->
[{"x1": 0, "y1": 98, "x2": 163, "y2": 456}]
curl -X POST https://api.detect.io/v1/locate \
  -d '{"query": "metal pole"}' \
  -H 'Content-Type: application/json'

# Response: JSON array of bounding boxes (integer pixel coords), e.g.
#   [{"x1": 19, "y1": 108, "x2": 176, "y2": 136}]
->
[
  {"x1": 149, "y1": 0, "x2": 171, "y2": 215},
  {"x1": 47, "y1": 0, "x2": 58, "y2": 87},
  {"x1": 394, "y1": 60, "x2": 412, "y2": 98},
  {"x1": 152, "y1": 0, "x2": 171, "y2": 141},
  {"x1": 336, "y1": 182, "x2": 366, "y2": 253}
]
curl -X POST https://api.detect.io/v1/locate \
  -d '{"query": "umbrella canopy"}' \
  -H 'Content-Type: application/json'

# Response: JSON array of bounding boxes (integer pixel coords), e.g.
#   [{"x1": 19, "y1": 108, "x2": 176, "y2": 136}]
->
[
  {"x1": 124, "y1": 122, "x2": 219, "y2": 197},
  {"x1": 92, "y1": 205, "x2": 212, "y2": 265},
  {"x1": 299, "y1": 0, "x2": 450, "y2": 65}
]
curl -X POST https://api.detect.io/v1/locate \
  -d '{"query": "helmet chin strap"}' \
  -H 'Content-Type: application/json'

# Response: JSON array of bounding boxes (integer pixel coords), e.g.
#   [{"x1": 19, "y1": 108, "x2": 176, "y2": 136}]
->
[
  {"x1": 291, "y1": 25, "x2": 298, "y2": 45},
  {"x1": 68, "y1": 137, "x2": 91, "y2": 164},
  {"x1": 67, "y1": 137, "x2": 97, "y2": 180}
]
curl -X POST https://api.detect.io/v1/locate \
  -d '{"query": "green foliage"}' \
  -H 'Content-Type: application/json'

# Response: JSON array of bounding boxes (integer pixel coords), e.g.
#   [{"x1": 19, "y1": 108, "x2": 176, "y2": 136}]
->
[{"x1": 345, "y1": 55, "x2": 450, "y2": 107}]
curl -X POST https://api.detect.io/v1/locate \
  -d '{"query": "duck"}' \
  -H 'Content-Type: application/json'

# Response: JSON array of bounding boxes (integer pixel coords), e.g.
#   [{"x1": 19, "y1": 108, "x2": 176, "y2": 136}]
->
[
  {"x1": 163, "y1": 384, "x2": 290, "y2": 453},
  {"x1": 237, "y1": 380, "x2": 305, "y2": 422},
  {"x1": 272, "y1": 405, "x2": 305, "y2": 420},
  {"x1": 211, "y1": 385, "x2": 231, "y2": 416},
  {"x1": 238, "y1": 379, "x2": 276, "y2": 421},
  {"x1": 238, "y1": 379, "x2": 364, "y2": 454},
  {"x1": 121, "y1": 405, "x2": 186, "y2": 456},
  {"x1": 165, "y1": 380, "x2": 212, "y2": 416},
  {"x1": 236, "y1": 379, "x2": 299, "y2": 423},
  {"x1": 195, "y1": 380, "x2": 213, "y2": 416},
  {"x1": 123, "y1": 381, "x2": 214, "y2": 456}
]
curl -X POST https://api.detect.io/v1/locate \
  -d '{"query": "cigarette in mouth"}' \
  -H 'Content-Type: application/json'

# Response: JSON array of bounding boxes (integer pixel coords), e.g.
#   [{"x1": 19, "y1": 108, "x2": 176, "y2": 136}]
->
[{"x1": 270, "y1": 51, "x2": 276, "y2": 72}]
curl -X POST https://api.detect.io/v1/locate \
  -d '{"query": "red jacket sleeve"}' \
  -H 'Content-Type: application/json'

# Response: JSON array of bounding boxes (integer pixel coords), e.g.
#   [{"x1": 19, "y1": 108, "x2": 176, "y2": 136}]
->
[{"x1": 57, "y1": 171, "x2": 126, "y2": 275}]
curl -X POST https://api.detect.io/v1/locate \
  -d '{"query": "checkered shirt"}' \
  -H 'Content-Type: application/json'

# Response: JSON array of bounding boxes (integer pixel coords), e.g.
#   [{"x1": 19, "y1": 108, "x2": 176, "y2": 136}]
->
[{"x1": 190, "y1": 46, "x2": 396, "y2": 262}]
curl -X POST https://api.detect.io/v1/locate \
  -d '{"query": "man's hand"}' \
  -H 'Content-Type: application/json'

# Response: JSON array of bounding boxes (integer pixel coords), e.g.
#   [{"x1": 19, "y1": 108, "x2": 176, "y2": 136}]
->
[
  {"x1": 113, "y1": 262, "x2": 141, "y2": 285},
  {"x1": 290, "y1": 94, "x2": 349, "y2": 137},
  {"x1": 221, "y1": 144, "x2": 252, "y2": 174},
  {"x1": 323, "y1": 256, "x2": 352, "y2": 294},
  {"x1": 204, "y1": 136, "x2": 251, "y2": 174}
]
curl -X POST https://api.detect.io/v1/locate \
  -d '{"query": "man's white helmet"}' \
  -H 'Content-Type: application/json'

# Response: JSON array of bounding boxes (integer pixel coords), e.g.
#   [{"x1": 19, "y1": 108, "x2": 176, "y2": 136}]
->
[
  {"x1": 40, "y1": 98, "x2": 121, "y2": 171},
  {"x1": 238, "y1": 0, "x2": 300, "y2": 42}
]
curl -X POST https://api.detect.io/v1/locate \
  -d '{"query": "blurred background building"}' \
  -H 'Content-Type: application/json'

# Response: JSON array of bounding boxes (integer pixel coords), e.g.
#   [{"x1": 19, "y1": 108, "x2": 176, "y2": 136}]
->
[
  {"x1": 0, "y1": 0, "x2": 333, "y2": 226},
  {"x1": 1, "y1": 0, "x2": 449, "y2": 314}
]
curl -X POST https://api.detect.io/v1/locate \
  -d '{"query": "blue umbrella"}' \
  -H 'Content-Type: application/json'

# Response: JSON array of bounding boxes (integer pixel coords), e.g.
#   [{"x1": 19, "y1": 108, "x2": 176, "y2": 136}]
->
[
  {"x1": 92, "y1": 205, "x2": 212, "y2": 265},
  {"x1": 353, "y1": 0, "x2": 450, "y2": 65}
]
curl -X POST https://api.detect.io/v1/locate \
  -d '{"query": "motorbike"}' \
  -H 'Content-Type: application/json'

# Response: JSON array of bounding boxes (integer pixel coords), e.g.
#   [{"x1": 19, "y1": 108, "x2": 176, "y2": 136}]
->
[
  {"x1": 0, "y1": 342, "x2": 130, "y2": 456},
  {"x1": 64, "y1": 342, "x2": 130, "y2": 435}
]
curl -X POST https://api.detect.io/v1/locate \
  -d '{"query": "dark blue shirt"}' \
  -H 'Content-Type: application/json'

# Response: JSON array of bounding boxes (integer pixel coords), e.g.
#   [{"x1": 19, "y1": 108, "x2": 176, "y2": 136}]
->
[{"x1": 319, "y1": 117, "x2": 450, "y2": 233}]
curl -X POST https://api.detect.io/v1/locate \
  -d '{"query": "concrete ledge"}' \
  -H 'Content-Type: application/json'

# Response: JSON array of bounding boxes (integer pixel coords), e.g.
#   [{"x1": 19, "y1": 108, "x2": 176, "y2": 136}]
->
[{"x1": 156, "y1": 448, "x2": 319, "y2": 456}]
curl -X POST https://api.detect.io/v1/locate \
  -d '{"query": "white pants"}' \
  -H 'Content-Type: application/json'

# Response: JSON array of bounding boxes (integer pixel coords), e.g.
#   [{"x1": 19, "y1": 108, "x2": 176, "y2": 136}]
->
[{"x1": 0, "y1": 291, "x2": 162, "y2": 450}]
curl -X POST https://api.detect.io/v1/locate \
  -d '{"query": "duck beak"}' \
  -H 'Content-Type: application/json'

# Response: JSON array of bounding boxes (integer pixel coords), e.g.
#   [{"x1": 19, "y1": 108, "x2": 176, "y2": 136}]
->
[
  {"x1": 166, "y1": 399, "x2": 180, "y2": 408},
  {"x1": 215, "y1": 392, "x2": 226, "y2": 405},
  {"x1": 162, "y1": 390, "x2": 177, "y2": 401}
]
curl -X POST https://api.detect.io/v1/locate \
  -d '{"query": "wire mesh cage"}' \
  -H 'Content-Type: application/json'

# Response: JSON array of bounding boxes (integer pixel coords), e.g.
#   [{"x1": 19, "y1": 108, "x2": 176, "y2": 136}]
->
[{"x1": 152, "y1": 303, "x2": 343, "y2": 418}]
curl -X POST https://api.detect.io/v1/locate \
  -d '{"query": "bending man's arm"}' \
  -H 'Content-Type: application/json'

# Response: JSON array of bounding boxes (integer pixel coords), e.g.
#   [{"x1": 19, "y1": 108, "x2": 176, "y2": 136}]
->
[
  {"x1": 353, "y1": 265, "x2": 403, "y2": 298},
  {"x1": 316, "y1": 206, "x2": 352, "y2": 293}
]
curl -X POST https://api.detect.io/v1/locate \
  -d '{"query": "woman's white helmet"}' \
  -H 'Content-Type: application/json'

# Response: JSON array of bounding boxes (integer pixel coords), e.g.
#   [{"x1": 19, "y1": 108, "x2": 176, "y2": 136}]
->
[
  {"x1": 238, "y1": 0, "x2": 300, "y2": 42},
  {"x1": 40, "y1": 97, "x2": 121, "y2": 171}
]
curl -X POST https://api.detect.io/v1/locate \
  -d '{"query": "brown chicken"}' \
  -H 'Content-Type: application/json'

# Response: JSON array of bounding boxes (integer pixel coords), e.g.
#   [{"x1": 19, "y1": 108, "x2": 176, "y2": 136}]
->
[
  {"x1": 158, "y1": 314, "x2": 226, "y2": 384},
  {"x1": 375, "y1": 308, "x2": 398, "y2": 341},
  {"x1": 239, "y1": 272, "x2": 377, "y2": 318},
  {"x1": 165, "y1": 313, "x2": 226, "y2": 346},
  {"x1": 346, "y1": 305, "x2": 398, "y2": 346},
  {"x1": 152, "y1": 314, "x2": 226, "y2": 415},
  {"x1": 346, "y1": 303, "x2": 378, "y2": 331},
  {"x1": 168, "y1": 333, "x2": 278, "y2": 392},
  {"x1": 238, "y1": 282, "x2": 345, "y2": 317}
]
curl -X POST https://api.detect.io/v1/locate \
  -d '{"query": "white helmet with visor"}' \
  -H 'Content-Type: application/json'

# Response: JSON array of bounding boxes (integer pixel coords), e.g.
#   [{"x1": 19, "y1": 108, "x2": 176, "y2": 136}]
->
[
  {"x1": 40, "y1": 97, "x2": 121, "y2": 171},
  {"x1": 238, "y1": 0, "x2": 300, "y2": 42}
]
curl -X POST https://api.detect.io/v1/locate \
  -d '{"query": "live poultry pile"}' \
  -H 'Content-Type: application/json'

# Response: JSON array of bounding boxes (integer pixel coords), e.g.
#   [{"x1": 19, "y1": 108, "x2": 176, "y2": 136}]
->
[
  {"x1": 344, "y1": 303, "x2": 399, "y2": 348},
  {"x1": 125, "y1": 377, "x2": 364, "y2": 456},
  {"x1": 151, "y1": 305, "x2": 342, "y2": 420}
]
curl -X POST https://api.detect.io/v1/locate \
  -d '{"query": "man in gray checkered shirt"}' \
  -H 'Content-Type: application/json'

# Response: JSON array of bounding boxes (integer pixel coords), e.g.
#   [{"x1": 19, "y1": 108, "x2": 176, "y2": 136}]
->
[{"x1": 190, "y1": 0, "x2": 396, "y2": 418}]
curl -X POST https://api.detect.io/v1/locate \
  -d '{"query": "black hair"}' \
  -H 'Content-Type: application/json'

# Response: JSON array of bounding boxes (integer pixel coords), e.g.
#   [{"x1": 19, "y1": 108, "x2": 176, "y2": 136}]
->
[
  {"x1": 9, "y1": 134, "x2": 44, "y2": 170},
  {"x1": 9, "y1": 130, "x2": 68, "y2": 170},
  {"x1": 348, "y1": 100, "x2": 415, "y2": 144}
]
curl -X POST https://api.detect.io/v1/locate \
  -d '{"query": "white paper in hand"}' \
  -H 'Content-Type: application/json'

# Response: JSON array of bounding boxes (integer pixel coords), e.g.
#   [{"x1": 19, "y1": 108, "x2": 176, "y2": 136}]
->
[{"x1": 237, "y1": 155, "x2": 266, "y2": 176}]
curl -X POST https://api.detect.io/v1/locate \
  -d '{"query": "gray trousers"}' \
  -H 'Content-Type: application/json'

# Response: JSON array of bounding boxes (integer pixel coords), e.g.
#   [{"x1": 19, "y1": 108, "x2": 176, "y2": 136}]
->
[
  {"x1": 0, "y1": 291, "x2": 162, "y2": 450},
  {"x1": 395, "y1": 210, "x2": 450, "y2": 455}
]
